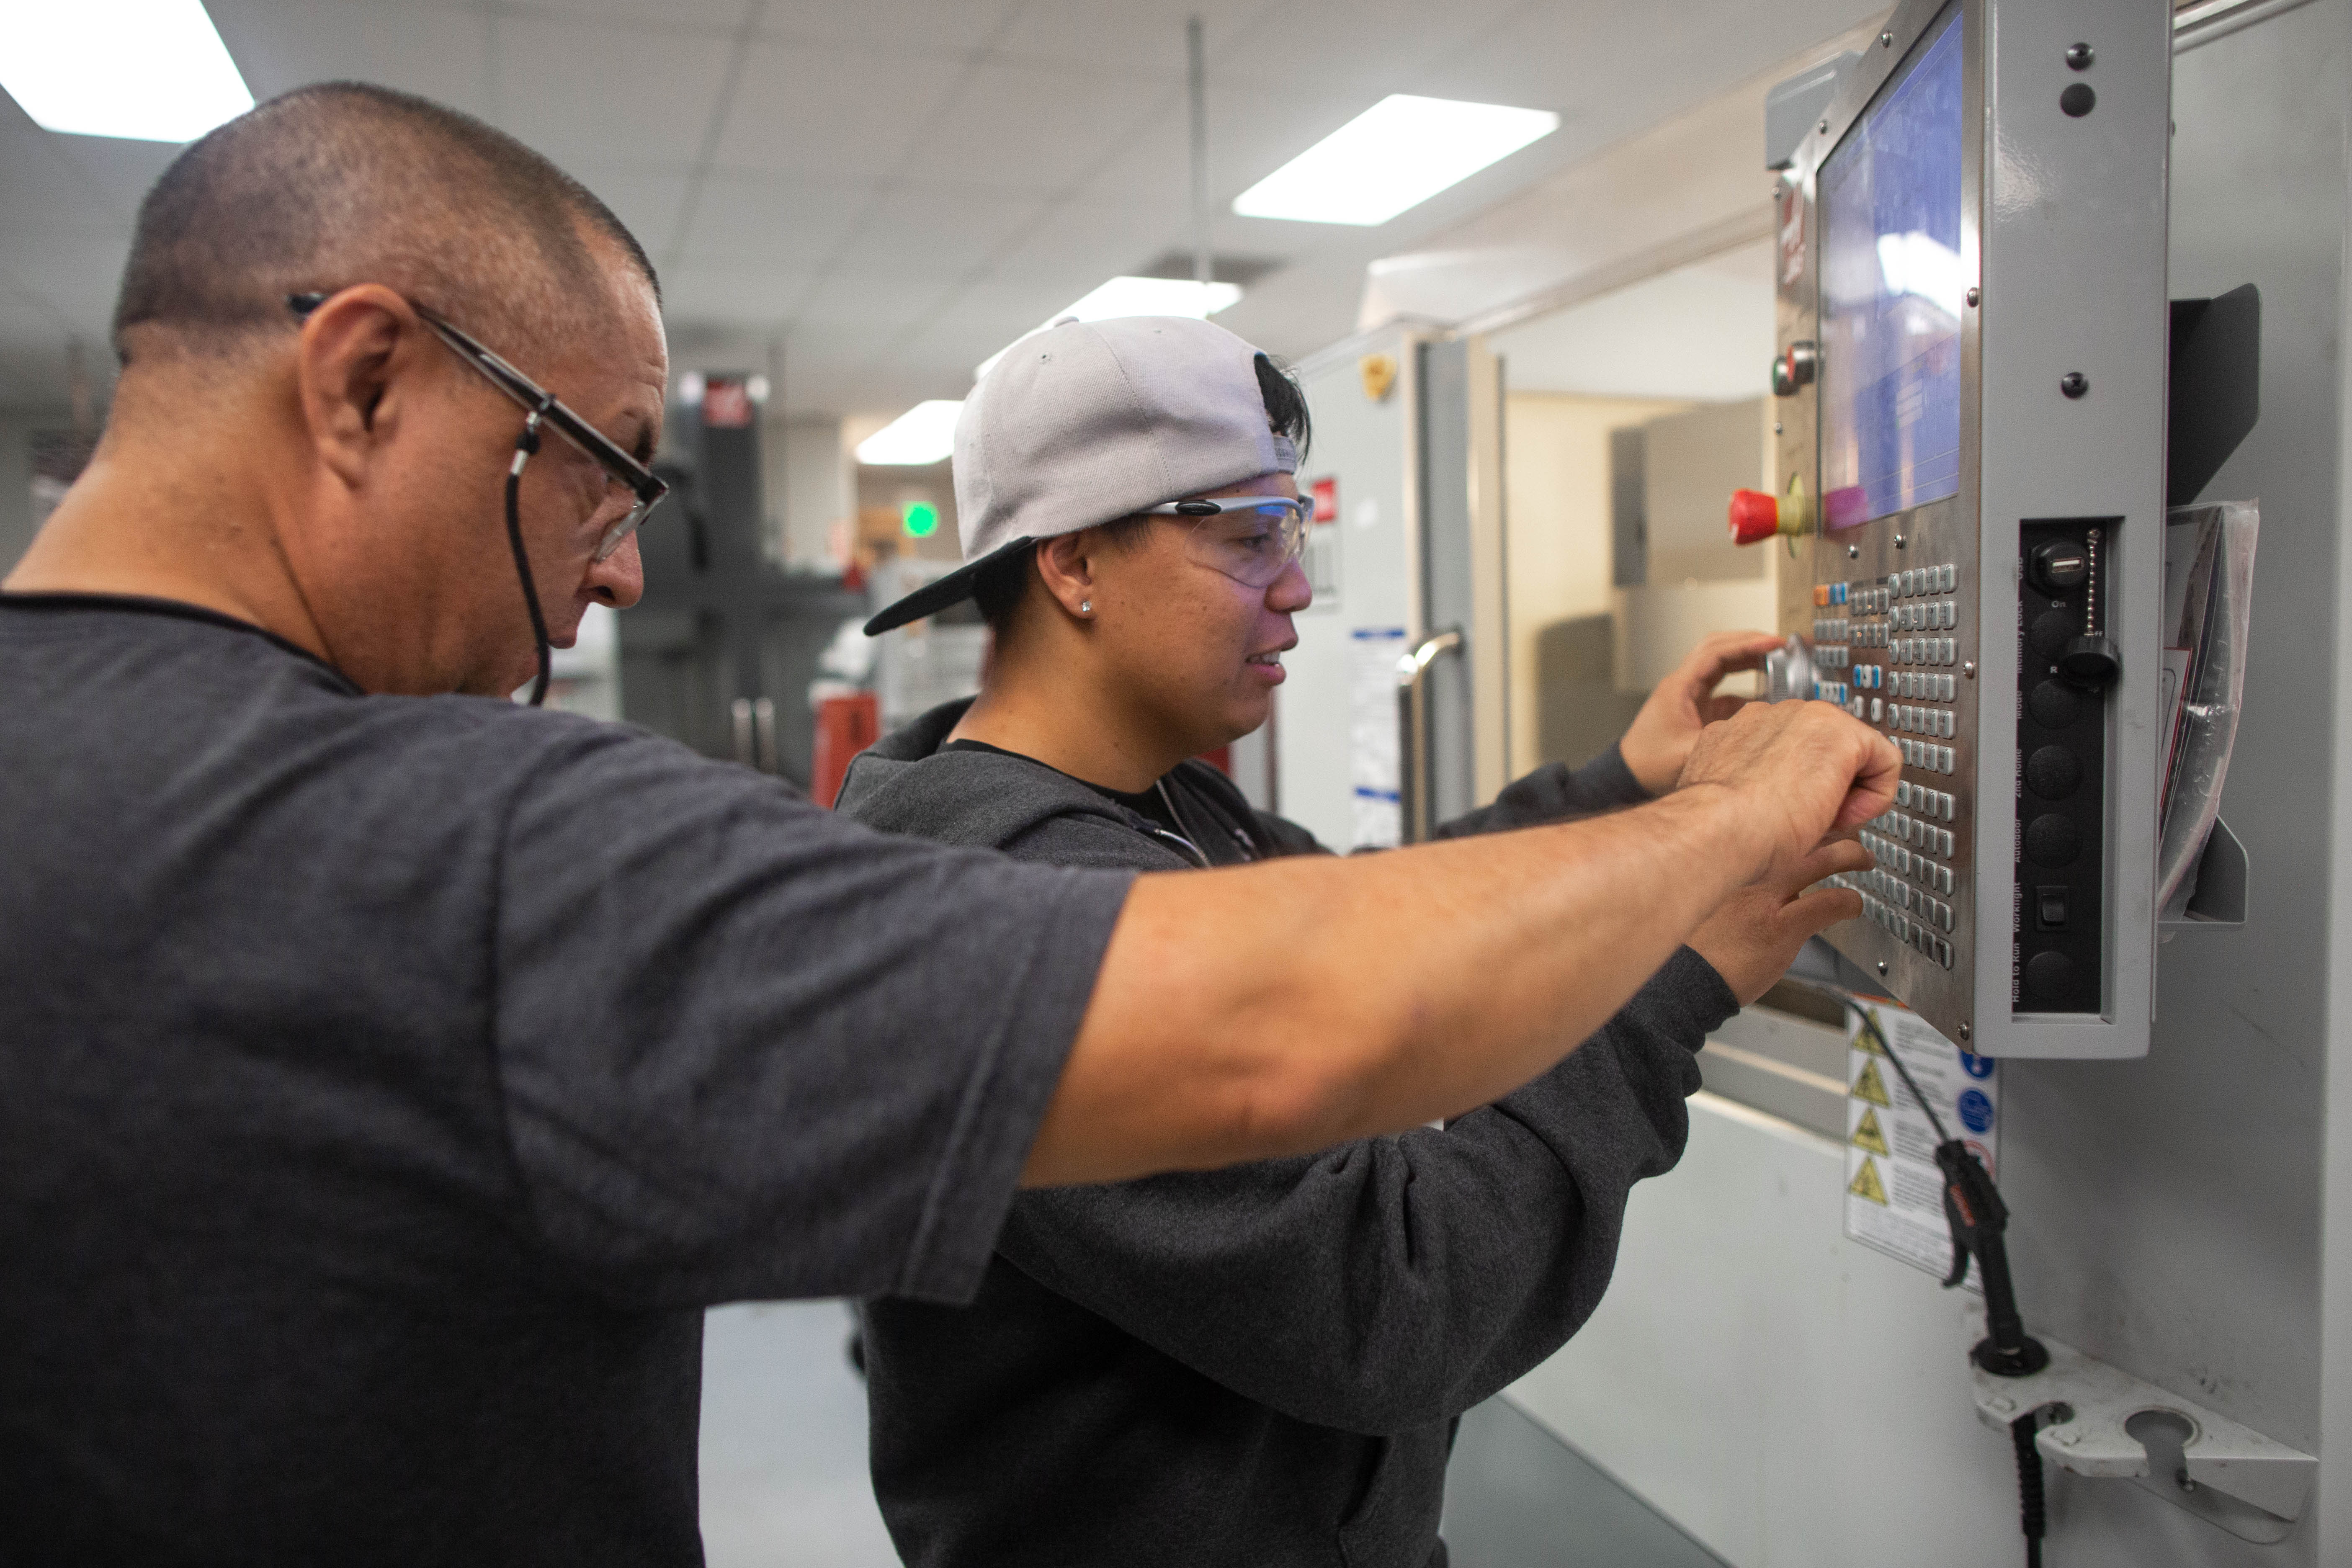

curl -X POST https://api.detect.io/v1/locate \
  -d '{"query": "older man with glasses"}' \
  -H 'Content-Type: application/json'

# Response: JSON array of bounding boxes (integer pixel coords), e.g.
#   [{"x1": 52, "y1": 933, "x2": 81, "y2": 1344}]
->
[{"x1": 0, "y1": 82, "x2": 1895, "y2": 1566}]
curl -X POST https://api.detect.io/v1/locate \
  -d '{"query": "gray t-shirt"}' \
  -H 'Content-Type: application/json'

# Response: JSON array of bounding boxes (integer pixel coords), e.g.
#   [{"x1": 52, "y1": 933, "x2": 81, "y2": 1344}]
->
[{"x1": 0, "y1": 594, "x2": 1133, "y2": 1565}]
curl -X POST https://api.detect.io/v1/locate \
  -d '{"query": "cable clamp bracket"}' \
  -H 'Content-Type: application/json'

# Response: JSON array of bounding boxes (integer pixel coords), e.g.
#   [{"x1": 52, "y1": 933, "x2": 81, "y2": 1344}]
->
[{"x1": 1968, "y1": 1329, "x2": 2314, "y2": 1543}]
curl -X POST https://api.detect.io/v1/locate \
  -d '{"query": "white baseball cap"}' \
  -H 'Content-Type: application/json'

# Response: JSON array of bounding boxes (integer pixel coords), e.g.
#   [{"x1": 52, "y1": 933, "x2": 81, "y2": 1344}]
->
[{"x1": 863, "y1": 314, "x2": 1299, "y2": 635}]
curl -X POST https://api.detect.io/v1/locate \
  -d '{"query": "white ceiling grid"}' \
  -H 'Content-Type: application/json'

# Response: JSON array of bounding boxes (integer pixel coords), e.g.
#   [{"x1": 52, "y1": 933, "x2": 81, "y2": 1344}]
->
[{"x1": 0, "y1": 0, "x2": 1883, "y2": 417}]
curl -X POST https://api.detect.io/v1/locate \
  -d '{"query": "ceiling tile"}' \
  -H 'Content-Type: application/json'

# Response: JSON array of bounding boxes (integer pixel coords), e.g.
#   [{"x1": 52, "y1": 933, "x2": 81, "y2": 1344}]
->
[
  {"x1": 659, "y1": 263, "x2": 823, "y2": 327},
  {"x1": 895, "y1": 60, "x2": 1173, "y2": 193},
  {"x1": 788, "y1": 270, "x2": 958, "y2": 332},
  {"x1": 673, "y1": 173, "x2": 871, "y2": 268},
  {"x1": 819, "y1": 181, "x2": 1054, "y2": 282},
  {"x1": 569, "y1": 165, "x2": 698, "y2": 258},
  {"x1": 208, "y1": 0, "x2": 497, "y2": 118},
  {"x1": 1219, "y1": 0, "x2": 1528, "y2": 90},
  {"x1": 34, "y1": 139, "x2": 181, "y2": 231},
  {"x1": 708, "y1": 39, "x2": 975, "y2": 183},
  {"x1": 979, "y1": 199, "x2": 1196, "y2": 299},
  {"x1": 759, "y1": 0, "x2": 1023, "y2": 56},
  {"x1": 987, "y1": 0, "x2": 1273, "y2": 79},
  {"x1": 495, "y1": 12, "x2": 739, "y2": 167},
  {"x1": 505, "y1": 0, "x2": 753, "y2": 32}
]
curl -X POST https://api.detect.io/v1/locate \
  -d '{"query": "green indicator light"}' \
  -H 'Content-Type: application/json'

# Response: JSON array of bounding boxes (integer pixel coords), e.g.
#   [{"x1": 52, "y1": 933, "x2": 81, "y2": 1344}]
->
[{"x1": 902, "y1": 501, "x2": 940, "y2": 538}]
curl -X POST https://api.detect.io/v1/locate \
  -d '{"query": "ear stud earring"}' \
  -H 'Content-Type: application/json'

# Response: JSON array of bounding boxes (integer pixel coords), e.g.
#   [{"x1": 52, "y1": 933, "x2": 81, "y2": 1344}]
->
[{"x1": 1079, "y1": 600, "x2": 1092, "y2": 614}]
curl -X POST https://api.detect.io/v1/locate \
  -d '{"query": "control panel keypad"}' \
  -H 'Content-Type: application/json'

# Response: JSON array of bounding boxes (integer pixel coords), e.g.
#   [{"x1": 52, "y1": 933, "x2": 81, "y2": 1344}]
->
[
  {"x1": 1833, "y1": 798, "x2": 1964, "y2": 968},
  {"x1": 1812, "y1": 559, "x2": 1968, "y2": 974}
]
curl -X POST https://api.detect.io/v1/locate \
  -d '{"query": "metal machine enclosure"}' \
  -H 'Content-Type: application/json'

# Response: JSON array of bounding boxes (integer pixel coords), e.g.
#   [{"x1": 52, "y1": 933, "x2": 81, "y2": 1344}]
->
[{"x1": 1773, "y1": 0, "x2": 2169, "y2": 1058}]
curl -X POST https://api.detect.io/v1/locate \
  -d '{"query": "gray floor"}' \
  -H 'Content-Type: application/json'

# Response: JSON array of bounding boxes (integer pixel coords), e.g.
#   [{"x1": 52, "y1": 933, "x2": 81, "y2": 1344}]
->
[
  {"x1": 1443, "y1": 1397, "x2": 1729, "y2": 1568},
  {"x1": 698, "y1": 1302, "x2": 901, "y2": 1568}
]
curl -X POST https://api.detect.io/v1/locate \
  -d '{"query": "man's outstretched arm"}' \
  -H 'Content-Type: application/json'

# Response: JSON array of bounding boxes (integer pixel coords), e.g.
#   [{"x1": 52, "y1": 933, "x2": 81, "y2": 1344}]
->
[{"x1": 1024, "y1": 698, "x2": 1898, "y2": 1187}]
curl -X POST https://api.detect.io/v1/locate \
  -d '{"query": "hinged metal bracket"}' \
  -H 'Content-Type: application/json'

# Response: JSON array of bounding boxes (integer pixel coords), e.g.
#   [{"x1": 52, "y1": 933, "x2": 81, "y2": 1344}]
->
[{"x1": 1969, "y1": 1332, "x2": 2313, "y2": 1543}]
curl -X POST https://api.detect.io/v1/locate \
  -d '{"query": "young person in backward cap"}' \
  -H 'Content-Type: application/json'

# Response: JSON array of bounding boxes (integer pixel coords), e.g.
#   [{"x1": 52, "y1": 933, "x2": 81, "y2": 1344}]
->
[{"x1": 835, "y1": 314, "x2": 1864, "y2": 1568}]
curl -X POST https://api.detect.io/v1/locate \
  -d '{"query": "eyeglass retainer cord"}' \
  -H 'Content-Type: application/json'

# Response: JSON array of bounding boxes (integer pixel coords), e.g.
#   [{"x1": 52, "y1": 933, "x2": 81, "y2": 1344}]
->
[{"x1": 506, "y1": 403, "x2": 555, "y2": 708}]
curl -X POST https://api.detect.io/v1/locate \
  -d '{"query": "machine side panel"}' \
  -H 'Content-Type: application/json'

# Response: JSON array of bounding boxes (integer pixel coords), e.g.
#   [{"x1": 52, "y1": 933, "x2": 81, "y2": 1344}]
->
[{"x1": 1971, "y1": 0, "x2": 2168, "y2": 1057}]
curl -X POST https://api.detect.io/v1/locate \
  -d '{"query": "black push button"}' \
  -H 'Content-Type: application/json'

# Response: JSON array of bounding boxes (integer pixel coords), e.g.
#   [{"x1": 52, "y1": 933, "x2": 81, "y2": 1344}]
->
[
  {"x1": 2029, "y1": 609, "x2": 2075, "y2": 662},
  {"x1": 2027, "y1": 679, "x2": 2079, "y2": 729},
  {"x1": 2023, "y1": 950, "x2": 2078, "y2": 1005},
  {"x1": 2036, "y1": 886, "x2": 2069, "y2": 930},
  {"x1": 2025, "y1": 813, "x2": 2080, "y2": 868},
  {"x1": 2026, "y1": 745, "x2": 2082, "y2": 800}
]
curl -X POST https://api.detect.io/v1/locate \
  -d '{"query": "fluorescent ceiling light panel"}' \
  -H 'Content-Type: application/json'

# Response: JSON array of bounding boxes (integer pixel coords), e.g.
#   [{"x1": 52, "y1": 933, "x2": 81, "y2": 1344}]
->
[
  {"x1": 856, "y1": 400, "x2": 963, "y2": 466},
  {"x1": 0, "y1": 0, "x2": 255, "y2": 143},
  {"x1": 974, "y1": 276, "x2": 1242, "y2": 382},
  {"x1": 1232, "y1": 95, "x2": 1560, "y2": 227}
]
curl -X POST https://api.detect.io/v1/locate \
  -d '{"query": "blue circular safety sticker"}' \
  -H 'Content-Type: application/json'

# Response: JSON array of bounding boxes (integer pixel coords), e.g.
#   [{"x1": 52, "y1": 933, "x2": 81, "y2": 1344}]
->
[
  {"x1": 1958, "y1": 1051, "x2": 1995, "y2": 1079},
  {"x1": 1957, "y1": 1089, "x2": 1995, "y2": 1133}
]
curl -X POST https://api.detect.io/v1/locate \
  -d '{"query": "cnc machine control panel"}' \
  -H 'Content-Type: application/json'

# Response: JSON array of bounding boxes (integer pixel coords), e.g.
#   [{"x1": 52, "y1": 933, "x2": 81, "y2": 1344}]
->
[{"x1": 1744, "y1": 0, "x2": 2169, "y2": 1058}]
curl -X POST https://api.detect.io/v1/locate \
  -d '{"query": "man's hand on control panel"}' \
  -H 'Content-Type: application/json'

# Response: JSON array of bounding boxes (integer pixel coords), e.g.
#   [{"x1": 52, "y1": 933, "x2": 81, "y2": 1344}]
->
[
  {"x1": 1675, "y1": 698, "x2": 1903, "y2": 886},
  {"x1": 1620, "y1": 631, "x2": 1787, "y2": 796},
  {"x1": 1689, "y1": 838, "x2": 1871, "y2": 1004}
]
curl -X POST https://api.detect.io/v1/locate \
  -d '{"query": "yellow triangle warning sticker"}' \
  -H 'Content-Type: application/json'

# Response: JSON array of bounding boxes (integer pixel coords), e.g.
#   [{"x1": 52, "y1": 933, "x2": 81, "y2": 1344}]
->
[
  {"x1": 1851, "y1": 1107, "x2": 1890, "y2": 1156},
  {"x1": 1848, "y1": 1156, "x2": 1889, "y2": 1205},
  {"x1": 1851, "y1": 1057, "x2": 1891, "y2": 1107},
  {"x1": 1852, "y1": 1012, "x2": 1888, "y2": 1055}
]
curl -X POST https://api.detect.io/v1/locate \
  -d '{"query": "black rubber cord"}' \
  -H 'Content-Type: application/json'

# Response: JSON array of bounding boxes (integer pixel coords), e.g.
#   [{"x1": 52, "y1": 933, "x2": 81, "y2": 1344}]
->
[
  {"x1": 504, "y1": 420, "x2": 553, "y2": 708},
  {"x1": 2012, "y1": 1409, "x2": 2048, "y2": 1568}
]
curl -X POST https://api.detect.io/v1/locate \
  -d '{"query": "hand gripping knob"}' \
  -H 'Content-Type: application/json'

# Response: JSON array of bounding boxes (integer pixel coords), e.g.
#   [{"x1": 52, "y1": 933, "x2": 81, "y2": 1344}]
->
[{"x1": 1729, "y1": 489, "x2": 1780, "y2": 545}]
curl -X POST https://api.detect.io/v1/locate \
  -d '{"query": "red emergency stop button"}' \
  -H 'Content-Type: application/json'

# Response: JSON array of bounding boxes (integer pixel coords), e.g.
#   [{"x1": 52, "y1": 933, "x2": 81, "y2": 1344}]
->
[{"x1": 1729, "y1": 489, "x2": 1780, "y2": 545}]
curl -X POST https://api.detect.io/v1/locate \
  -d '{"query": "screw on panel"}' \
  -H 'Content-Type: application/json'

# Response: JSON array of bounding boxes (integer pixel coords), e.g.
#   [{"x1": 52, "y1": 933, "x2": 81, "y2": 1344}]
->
[
  {"x1": 2060, "y1": 372, "x2": 2089, "y2": 398},
  {"x1": 2066, "y1": 41, "x2": 2094, "y2": 70},
  {"x1": 1850, "y1": 544, "x2": 1861, "y2": 559},
  {"x1": 1960, "y1": 1022, "x2": 1972, "y2": 1040},
  {"x1": 1878, "y1": 960, "x2": 1889, "y2": 975},
  {"x1": 1894, "y1": 533, "x2": 1907, "y2": 549},
  {"x1": 1819, "y1": 119, "x2": 1829, "y2": 133},
  {"x1": 1966, "y1": 286, "x2": 1981, "y2": 307},
  {"x1": 1882, "y1": 30, "x2": 1894, "y2": 46},
  {"x1": 1963, "y1": 662, "x2": 1976, "y2": 679}
]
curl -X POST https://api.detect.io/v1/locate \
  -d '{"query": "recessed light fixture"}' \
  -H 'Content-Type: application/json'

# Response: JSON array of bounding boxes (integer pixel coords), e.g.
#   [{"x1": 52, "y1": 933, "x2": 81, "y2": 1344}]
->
[
  {"x1": 0, "y1": 0, "x2": 255, "y2": 143},
  {"x1": 856, "y1": 400, "x2": 963, "y2": 466},
  {"x1": 974, "y1": 275, "x2": 1242, "y2": 381},
  {"x1": 1232, "y1": 95, "x2": 1560, "y2": 227}
]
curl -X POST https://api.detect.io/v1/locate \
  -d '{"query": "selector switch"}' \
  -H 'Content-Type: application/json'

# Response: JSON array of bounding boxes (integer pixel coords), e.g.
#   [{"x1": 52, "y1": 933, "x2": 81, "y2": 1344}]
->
[
  {"x1": 2036, "y1": 886, "x2": 2069, "y2": 930},
  {"x1": 2025, "y1": 813, "x2": 2081, "y2": 868}
]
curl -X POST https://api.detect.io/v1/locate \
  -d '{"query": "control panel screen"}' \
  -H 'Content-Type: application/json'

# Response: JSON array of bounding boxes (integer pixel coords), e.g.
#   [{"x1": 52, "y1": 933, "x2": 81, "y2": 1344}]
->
[{"x1": 1818, "y1": 10, "x2": 1964, "y2": 530}]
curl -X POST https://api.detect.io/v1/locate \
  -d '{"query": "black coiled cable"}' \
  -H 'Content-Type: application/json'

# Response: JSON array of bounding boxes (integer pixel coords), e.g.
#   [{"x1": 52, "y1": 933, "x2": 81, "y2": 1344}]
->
[{"x1": 2011, "y1": 1408, "x2": 2048, "y2": 1568}]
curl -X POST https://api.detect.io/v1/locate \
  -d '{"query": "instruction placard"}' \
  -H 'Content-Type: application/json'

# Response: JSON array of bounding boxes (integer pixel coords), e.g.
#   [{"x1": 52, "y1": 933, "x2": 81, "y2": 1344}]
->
[{"x1": 1842, "y1": 998, "x2": 1999, "y2": 1292}]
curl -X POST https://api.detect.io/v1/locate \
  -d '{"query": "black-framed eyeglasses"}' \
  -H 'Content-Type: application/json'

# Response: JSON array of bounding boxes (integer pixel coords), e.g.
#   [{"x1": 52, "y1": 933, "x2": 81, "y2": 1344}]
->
[{"x1": 287, "y1": 291, "x2": 667, "y2": 561}]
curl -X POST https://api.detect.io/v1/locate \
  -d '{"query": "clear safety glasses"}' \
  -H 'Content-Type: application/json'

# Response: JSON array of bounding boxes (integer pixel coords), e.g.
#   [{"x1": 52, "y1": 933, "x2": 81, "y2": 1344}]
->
[
  {"x1": 1143, "y1": 494, "x2": 1315, "y2": 589},
  {"x1": 287, "y1": 291, "x2": 669, "y2": 561}
]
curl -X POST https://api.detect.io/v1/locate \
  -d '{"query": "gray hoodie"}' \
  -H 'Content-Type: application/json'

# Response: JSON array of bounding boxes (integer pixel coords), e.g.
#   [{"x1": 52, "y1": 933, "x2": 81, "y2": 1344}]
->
[{"x1": 837, "y1": 698, "x2": 1738, "y2": 1568}]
